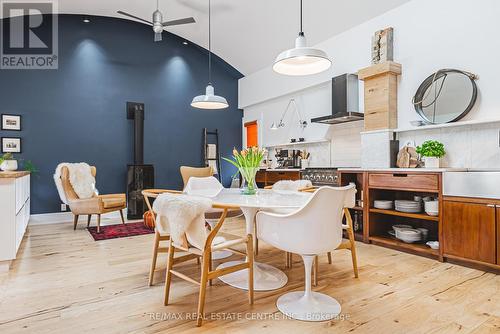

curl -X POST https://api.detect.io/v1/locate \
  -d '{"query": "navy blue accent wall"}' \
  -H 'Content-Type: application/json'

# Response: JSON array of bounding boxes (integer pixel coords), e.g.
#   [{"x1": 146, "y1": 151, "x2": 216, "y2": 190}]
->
[{"x1": 0, "y1": 15, "x2": 243, "y2": 214}]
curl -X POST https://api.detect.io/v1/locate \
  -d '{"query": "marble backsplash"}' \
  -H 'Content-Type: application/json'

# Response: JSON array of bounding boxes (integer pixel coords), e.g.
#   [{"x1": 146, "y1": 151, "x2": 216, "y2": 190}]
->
[{"x1": 397, "y1": 122, "x2": 500, "y2": 168}]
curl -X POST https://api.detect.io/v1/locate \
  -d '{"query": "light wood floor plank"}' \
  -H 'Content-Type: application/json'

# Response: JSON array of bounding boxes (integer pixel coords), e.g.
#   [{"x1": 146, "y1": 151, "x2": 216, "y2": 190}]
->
[{"x1": 0, "y1": 218, "x2": 498, "y2": 333}]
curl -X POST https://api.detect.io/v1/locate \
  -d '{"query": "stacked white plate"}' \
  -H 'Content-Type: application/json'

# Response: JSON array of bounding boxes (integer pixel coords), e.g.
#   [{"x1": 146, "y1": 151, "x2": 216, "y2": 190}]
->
[
  {"x1": 395, "y1": 200, "x2": 422, "y2": 213},
  {"x1": 374, "y1": 200, "x2": 393, "y2": 209},
  {"x1": 395, "y1": 228, "x2": 422, "y2": 243}
]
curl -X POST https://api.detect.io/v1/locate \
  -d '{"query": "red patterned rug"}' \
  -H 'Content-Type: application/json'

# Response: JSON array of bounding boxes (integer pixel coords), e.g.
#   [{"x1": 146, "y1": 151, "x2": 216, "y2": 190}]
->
[{"x1": 87, "y1": 222, "x2": 154, "y2": 241}]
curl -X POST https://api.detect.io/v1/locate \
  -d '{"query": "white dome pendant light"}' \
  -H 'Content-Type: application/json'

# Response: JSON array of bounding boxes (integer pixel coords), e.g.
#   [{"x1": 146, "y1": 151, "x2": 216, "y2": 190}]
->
[
  {"x1": 273, "y1": 0, "x2": 331, "y2": 76},
  {"x1": 191, "y1": 0, "x2": 229, "y2": 109}
]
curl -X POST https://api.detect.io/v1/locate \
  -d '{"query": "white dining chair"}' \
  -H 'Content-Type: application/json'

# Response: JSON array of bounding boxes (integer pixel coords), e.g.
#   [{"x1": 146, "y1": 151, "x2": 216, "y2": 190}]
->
[
  {"x1": 184, "y1": 176, "x2": 233, "y2": 260},
  {"x1": 256, "y1": 185, "x2": 355, "y2": 322}
]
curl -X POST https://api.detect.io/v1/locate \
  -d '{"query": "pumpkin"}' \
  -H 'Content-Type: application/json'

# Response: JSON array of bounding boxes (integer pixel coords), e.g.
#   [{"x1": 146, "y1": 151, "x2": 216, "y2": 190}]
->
[{"x1": 143, "y1": 210, "x2": 156, "y2": 230}]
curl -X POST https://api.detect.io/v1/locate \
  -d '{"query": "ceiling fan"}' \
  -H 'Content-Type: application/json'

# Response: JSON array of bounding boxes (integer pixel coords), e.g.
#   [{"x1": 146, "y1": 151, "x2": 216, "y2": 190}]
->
[{"x1": 117, "y1": 0, "x2": 195, "y2": 42}]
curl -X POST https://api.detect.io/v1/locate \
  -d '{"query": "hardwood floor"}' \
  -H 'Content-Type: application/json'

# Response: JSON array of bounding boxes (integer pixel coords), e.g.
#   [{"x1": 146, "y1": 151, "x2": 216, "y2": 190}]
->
[{"x1": 0, "y1": 217, "x2": 499, "y2": 333}]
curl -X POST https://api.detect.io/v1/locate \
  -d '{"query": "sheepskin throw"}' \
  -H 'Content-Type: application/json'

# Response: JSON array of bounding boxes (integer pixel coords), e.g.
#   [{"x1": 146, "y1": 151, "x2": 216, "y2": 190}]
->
[
  {"x1": 54, "y1": 163, "x2": 97, "y2": 203},
  {"x1": 153, "y1": 193, "x2": 213, "y2": 249},
  {"x1": 272, "y1": 179, "x2": 312, "y2": 191}
]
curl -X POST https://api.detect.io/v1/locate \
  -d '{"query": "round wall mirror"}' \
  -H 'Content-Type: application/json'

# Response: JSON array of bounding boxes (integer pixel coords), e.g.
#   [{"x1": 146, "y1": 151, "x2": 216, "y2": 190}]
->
[{"x1": 413, "y1": 69, "x2": 478, "y2": 124}]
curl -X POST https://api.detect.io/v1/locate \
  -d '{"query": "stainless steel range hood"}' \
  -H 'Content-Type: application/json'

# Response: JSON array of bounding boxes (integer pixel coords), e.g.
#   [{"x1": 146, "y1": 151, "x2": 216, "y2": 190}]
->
[{"x1": 311, "y1": 74, "x2": 364, "y2": 125}]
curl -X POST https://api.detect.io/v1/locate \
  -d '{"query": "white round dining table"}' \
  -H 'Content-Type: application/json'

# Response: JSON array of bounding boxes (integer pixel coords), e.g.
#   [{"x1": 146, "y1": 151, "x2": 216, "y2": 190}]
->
[{"x1": 203, "y1": 188, "x2": 312, "y2": 291}]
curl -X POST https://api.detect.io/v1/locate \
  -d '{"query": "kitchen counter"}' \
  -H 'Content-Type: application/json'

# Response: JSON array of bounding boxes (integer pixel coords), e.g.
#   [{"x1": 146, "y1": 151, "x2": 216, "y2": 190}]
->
[
  {"x1": 338, "y1": 168, "x2": 467, "y2": 173},
  {"x1": 263, "y1": 168, "x2": 304, "y2": 172},
  {"x1": 0, "y1": 171, "x2": 30, "y2": 178}
]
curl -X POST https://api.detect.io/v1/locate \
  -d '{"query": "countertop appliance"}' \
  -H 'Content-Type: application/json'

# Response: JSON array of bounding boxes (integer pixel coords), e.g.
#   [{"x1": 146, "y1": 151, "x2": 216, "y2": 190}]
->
[
  {"x1": 311, "y1": 73, "x2": 364, "y2": 125},
  {"x1": 301, "y1": 167, "x2": 340, "y2": 187}
]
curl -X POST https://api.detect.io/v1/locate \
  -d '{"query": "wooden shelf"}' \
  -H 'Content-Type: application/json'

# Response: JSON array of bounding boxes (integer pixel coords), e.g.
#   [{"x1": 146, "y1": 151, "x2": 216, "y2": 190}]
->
[
  {"x1": 370, "y1": 208, "x2": 439, "y2": 221},
  {"x1": 369, "y1": 236, "x2": 439, "y2": 257}
]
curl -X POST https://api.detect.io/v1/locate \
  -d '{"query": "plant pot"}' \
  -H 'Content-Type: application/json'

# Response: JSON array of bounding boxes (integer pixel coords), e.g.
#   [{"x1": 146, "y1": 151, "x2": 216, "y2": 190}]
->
[
  {"x1": 423, "y1": 156, "x2": 440, "y2": 168},
  {"x1": 0, "y1": 160, "x2": 18, "y2": 171},
  {"x1": 239, "y1": 167, "x2": 259, "y2": 195}
]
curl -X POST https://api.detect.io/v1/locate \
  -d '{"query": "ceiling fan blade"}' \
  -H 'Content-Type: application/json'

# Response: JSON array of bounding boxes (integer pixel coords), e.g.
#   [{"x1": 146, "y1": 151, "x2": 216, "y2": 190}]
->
[
  {"x1": 117, "y1": 11, "x2": 153, "y2": 25},
  {"x1": 162, "y1": 17, "x2": 195, "y2": 27}
]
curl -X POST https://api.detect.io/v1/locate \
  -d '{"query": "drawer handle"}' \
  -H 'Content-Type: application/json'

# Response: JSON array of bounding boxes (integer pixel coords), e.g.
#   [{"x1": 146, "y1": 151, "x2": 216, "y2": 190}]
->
[
  {"x1": 393, "y1": 174, "x2": 408, "y2": 177},
  {"x1": 278, "y1": 172, "x2": 285, "y2": 175}
]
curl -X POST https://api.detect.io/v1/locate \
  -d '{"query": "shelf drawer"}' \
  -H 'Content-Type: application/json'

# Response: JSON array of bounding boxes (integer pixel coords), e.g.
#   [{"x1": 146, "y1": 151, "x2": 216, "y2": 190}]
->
[
  {"x1": 369, "y1": 173, "x2": 439, "y2": 192},
  {"x1": 266, "y1": 171, "x2": 300, "y2": 184}
]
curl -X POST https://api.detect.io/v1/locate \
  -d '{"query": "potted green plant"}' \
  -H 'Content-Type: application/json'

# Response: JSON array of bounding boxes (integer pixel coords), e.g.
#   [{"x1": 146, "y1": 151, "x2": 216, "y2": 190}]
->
[
  {"x1": 416, "y1": 140, "x2": 445, "y2": 168},
  {"x1": 0, "y1": 153, "x2": 18, "y2": 171},
  {"x1": 223, "y1": 146, "x2": 265, "y2": 195}
]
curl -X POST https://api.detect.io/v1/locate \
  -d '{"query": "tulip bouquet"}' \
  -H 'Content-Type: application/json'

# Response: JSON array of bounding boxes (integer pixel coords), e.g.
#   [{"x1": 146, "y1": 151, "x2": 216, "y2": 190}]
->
[{"x1": 223, "y1": 147, "x2": 266, "y2": 195}]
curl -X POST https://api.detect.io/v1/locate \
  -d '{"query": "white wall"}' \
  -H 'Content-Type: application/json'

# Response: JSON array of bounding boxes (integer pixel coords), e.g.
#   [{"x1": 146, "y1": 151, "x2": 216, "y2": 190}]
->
[{"x1": 240, "y1": 0, "x2": 500, "y2": 168}]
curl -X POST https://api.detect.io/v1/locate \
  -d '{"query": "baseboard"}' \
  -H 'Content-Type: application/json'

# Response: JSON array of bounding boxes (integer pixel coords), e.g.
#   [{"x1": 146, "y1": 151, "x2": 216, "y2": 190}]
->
[{"x1": 29, "y1": 209, "x2": 125, "y2": 226}]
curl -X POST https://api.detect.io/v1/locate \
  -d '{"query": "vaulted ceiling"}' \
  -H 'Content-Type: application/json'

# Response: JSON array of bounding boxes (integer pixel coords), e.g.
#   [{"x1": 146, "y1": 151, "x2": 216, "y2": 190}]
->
[{"x1": 5, "y1": 0, "x2": 412, "y2": 74}]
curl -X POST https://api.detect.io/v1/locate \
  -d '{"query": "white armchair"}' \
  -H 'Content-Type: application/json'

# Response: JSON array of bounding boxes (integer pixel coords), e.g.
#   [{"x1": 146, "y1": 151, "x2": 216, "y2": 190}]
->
[{"x1": 256, "y1": 185, "x2": 355, "y2": 321}]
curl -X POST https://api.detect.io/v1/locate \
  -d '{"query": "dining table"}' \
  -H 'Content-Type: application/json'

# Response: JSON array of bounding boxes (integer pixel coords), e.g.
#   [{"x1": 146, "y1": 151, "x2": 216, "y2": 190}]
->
[{"x1": 190, "y1": 188, "x2": 312, "y2": 291}]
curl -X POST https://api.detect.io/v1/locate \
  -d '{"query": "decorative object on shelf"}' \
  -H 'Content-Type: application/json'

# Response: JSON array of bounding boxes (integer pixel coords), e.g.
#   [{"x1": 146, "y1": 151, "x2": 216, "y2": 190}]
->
[
  {"x1": 0, "y1": 153, "x2": 18, "y2": 171},
  {"x1": 270, "y1": 99, "x2": 308, "y2": 130},
  {"x1": 223, "y1": 147, "x2": 265, "y2": 195},
  {"x1": 21, "y1": 160, "x2": 38, "y2": 175},
  {"x1": 273, "y1": 0, "x2": 331, "y2": 76},
  {"x1": 413, "y1": 69, "x2": 478, "y2": 124},
  {"x1": 424, "y1": 200, "x2": 439, "y2": 216},
  {"x1": 191, "y1": 0, "x2": 228, "y2": 109},
  {"x1": 371, "y1": 27, "x2": 394, "y2": 64},
  {"x1": 396, "y1": 141, "x2": 419, "y2": 168},
  {"x1": 1, "y1": 137, "x2": 21, "y2": 153},
  {"x1": 117, "y1": 0, "x2": 195, "y2": 42},
  {"x1": 416, "y1": 140, "x2": 445, "y2": 168},
  {"x1": 1, "y1": 114, "x2": 21, "y2": 131}
]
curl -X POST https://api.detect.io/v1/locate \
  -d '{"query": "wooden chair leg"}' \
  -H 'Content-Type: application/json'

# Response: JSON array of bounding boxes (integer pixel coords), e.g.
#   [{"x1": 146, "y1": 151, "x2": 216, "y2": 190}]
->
[
  {"x1": 149, "y1": 231, "x2": 160, "y2": 286},
  {"x1": 208, "y1": 252, "x2": 213, "y2": 286},
  {"x1": 327, "y1": 251, "x2": 332, "y2": 264},
  {"x1": 254, "y1": 224, "x2": 259, "y2": 256},
  {"x1": 196, "y1": 252, "x2": 210, "y2": 327},
  {"x1": 87, "y1": 215, "x2": 92, "y2": 228},
  {"x1": 313, "y1": 255, "x2": 319, "y2": 286},
  {"x1": 164, "y1": 243, "x2": 175, "y2": 306},
  {"x1": 285, "y1": 252, "x2": 289, "y2": 268},
  {"x1": 349, "y1": 235, "x2": 359, "y2": 278},
  {"x1": 119, "y1": 209, "x2": 125, "y2": 224},
  {"x1": 73, "y1": 215, "x2": 79, "y2": 230},
  {"x1": 247, "y1": 234, "x2": 254, "y2": 305},
  {"x1": 97, "y1": 214, "x2": 101, "y2": 233}
]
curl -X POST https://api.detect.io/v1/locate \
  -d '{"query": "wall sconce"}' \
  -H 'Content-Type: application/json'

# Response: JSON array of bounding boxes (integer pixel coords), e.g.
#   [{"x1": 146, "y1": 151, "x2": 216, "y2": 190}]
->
[{"x1": 270, "y1": 99, "x2": 308, "y2": 130}]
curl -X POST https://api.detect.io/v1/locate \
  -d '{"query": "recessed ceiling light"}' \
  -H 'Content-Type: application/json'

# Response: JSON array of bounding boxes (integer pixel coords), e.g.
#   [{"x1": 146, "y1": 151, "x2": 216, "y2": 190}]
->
[
  {"x1": 83, "y1": 18, "x2": 90, "y2": 23},
  {"x1": 182, "y1": 41, "x2": 188, "y2": 45}
]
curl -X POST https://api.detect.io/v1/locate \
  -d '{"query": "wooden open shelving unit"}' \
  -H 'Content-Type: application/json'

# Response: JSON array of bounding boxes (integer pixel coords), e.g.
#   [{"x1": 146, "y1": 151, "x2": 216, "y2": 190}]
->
[{"x1": 340, "y1": 169, "x2": 444, "y2": 261}]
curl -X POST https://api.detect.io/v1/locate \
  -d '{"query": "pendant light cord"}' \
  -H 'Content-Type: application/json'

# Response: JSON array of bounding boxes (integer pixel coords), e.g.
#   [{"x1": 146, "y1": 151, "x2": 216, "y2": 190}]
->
[
  {"x1": 299, "y1": 0, "x2": 303, "y2": 35},
  {"x1": 208, "y1": 0, "x2": 212, "y2": 84}
]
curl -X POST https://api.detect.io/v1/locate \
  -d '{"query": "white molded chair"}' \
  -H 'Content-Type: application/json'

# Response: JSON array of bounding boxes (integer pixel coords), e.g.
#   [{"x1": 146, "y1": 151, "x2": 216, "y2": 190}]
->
[
  {"x1": 184, "y1": 176, "x2": 232, "y2": 260},
  {"x1": 256, "y1": 185, "x2": 355, "y2": 322}
]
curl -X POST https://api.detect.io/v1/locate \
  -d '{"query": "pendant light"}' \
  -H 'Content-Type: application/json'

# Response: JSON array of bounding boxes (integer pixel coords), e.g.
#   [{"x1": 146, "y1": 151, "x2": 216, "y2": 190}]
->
[
  {"x1": 191, "y1": 0, "x2": 229, "y2": 109},
  {"x1": 273, "y1": 0, "x2": 331, "y2": 76}
]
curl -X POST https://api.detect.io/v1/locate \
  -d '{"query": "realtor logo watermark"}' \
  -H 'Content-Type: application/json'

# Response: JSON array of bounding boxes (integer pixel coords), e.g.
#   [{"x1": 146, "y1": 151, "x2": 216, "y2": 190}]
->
[{"x1": 1, "y1": 0, "x2": 58, "y2": 69}]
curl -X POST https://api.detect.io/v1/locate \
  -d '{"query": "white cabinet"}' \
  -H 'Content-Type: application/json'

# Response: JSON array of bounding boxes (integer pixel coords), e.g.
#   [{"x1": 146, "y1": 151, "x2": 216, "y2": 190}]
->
[{"x1": 0, "y1": 173, "x2": 30, "y2": 265}]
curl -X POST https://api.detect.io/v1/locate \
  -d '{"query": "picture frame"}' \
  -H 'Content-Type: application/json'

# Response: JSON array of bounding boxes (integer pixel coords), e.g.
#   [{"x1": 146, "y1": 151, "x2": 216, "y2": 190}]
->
[
  {"x1": 1, "y1": 137, "x2": 22, "y2": 153},
  {"x1": 1, "y1": 114, "x2": 22, "y2": 131}
]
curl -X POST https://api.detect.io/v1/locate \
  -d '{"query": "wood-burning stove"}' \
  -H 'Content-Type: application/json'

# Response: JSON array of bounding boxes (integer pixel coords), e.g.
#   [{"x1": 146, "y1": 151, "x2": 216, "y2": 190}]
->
[{"x1": 126, "y1": 102, "x2": 154, "y2": 220}]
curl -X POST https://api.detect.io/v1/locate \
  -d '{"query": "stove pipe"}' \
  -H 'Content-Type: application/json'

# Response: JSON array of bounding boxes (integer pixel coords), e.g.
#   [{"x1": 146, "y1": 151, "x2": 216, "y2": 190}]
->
[{"x1": 127, "y1": 102, "x2": 145, "y2": 164}]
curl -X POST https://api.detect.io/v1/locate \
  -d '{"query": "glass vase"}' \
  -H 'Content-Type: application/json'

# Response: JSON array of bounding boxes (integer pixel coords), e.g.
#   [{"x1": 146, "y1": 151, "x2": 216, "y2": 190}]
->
[{"x1": 239, "y1": 167, "x2": 259, "y2": 195}]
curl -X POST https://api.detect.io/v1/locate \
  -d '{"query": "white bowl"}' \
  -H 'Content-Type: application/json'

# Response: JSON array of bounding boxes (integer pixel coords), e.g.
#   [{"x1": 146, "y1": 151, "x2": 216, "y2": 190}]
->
[
  {"x1": 426, "y1": 241, "x2": 439, "y2": 250},
  {"x1": 396, "y1": 228, "x2": 422, "y2": 243},
  {"x1": 392, "y1": 224, "x2": 412, "y2": 231}
]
